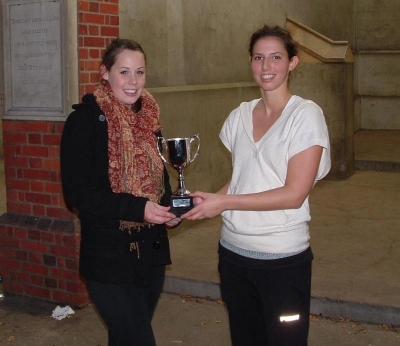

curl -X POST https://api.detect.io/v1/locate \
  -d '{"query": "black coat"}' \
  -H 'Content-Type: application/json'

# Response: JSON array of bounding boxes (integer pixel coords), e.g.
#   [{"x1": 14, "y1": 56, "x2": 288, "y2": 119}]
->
[{"x1": 60, "y1": 94, "x2": 172, "y2": 286}]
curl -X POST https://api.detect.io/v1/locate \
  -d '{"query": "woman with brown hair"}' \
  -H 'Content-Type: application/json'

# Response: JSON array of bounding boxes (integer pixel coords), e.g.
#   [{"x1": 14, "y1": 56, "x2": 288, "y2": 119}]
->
[
  {"x1": 61, "y1": 38, "x2": 181, "y2": 346},
  {"x1": 182, "y1": 25, "x2": 331, "y2": 346}
]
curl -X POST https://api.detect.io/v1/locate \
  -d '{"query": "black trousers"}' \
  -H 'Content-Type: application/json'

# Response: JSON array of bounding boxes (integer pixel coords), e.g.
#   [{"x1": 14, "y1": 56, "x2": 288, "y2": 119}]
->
[
  {"x1": 218, "y1": 244, "x2": 313, "y2": 346},
  {"x1": 85, "y1": 265, "x2": 166, "y2": 346}
]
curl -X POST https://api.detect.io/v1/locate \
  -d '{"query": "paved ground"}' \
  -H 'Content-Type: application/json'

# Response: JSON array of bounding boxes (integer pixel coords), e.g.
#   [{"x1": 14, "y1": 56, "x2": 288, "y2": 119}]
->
[{"x1": 1, "y1": 293, "x2": 400, "y2": 346}]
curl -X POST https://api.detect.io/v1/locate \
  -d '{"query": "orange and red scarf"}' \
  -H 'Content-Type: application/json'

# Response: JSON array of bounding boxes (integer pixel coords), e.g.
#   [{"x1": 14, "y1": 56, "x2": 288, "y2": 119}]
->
[{"x1": 93, "y1": 82, "x2": 164, "y2": 231}]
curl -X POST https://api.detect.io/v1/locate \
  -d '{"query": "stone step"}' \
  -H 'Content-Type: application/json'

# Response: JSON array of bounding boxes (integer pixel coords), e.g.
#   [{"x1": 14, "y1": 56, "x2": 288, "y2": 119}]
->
[
  {"x1": 354, "y1": 129, "x2": 400, "y2": 172},
  {"x1": 355, "y1": 159, "x2": 400, "y2": 172}
]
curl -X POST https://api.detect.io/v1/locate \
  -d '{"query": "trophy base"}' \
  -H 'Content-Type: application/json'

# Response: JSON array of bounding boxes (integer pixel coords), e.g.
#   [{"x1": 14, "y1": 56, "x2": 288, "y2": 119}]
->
[{"x1": 170, "y1": 195, "x2": 194, "y2": 217}]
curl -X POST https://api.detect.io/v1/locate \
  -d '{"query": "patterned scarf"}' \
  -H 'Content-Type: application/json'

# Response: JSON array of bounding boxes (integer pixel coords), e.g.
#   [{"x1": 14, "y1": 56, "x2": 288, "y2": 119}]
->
[{"x1": 93, "y1": 82, "x2": 164, "y2": 231}]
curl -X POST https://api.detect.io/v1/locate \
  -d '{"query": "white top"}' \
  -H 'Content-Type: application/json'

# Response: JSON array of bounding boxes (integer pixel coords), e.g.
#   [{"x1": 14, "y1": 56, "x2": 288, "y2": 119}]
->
[{"x1": 219, "y1": 95, "x2": 331, "y2": 253}]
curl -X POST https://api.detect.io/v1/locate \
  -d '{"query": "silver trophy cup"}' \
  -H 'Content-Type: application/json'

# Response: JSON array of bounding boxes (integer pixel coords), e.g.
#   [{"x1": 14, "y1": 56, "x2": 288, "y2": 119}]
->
[{"x1": 157, "y1": 134, "x2": 200, "y2": 216}]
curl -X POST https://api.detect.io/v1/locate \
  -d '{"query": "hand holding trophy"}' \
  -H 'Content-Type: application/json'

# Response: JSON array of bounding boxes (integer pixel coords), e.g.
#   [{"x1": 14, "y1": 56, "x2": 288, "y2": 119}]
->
[{"x1": 157, "y1": 134, "x2": 200, "y2": 216}]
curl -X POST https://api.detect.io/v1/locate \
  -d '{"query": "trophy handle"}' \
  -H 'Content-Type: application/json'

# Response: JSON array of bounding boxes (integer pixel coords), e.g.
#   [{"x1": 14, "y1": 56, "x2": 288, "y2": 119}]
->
[
  {"x1": 189, "y1": 134, "x2": 200, "y2": 164},
  {"x1": 157, "y1": 137, "x2": 170, "y2": 166}
]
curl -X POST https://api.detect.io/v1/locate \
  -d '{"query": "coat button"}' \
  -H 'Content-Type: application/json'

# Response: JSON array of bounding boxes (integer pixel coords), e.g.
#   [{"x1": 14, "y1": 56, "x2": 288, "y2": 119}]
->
[{"x1": 153, "y1": 241, "x2": 160, "y2": 249}]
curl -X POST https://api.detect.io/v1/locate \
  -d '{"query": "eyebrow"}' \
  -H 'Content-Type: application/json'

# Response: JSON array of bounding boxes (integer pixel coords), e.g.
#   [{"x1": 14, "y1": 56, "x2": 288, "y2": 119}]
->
[
  {"x1": 252, "y1": 51, "x2": 284, "y2": 55},
  {"x1": 118, "y1": 66, "x2": 146, "y2": 70}
]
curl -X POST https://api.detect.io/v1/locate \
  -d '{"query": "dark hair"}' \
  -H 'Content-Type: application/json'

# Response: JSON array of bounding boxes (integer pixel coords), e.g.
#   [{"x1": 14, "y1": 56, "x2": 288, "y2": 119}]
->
[
  {"x1": 248, "y1": 25, "x2": 298, "y2": 60},
  {"x1": 101, "y1": 38, "x2": 146, "y2": 112}
]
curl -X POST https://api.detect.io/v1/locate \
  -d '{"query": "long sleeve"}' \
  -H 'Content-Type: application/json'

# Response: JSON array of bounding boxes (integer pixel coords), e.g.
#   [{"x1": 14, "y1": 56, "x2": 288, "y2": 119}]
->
[{"x1": 60, "y1": 106, "x2": 148, "y2": 223}]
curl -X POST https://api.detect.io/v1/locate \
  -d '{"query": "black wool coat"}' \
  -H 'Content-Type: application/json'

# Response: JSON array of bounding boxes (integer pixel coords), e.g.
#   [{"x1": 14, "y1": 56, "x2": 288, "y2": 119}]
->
[{"x1": 60, "y1": 94, "x2": 172, "y2": 286}]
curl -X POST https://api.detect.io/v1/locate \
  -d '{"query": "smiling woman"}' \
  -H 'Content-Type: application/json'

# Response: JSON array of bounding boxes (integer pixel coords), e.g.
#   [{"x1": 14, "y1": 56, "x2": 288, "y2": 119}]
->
[
  {"x1": 180, "y1": 25, "x2": 331, "y2": 346},
  {"x1": 100, "y1": 49, "x2": 146, "y2": 106},
  {"x1": 250, "y1": 36, "x2": 298, "y2": 95},
  {"x1": 60, "y1": 38, "x2": 182, "y2": 346}
]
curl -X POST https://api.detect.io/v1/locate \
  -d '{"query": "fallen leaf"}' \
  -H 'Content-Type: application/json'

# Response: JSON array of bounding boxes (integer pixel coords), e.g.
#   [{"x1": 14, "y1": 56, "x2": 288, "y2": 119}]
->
[
  {"x1": 380, "y1": 324, "x2": 400, "y2": 333},
  {"x1": 180, "y1": 294, "x2": 193, "y2": 302},
  {"x1": 309, "y1": 315, "x2": 318, "y2": 322}
]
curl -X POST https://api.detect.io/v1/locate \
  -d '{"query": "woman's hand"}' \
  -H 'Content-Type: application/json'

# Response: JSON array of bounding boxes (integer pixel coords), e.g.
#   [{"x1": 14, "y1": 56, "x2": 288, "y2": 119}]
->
[
  {"x1": 144, "y1": 201, "x2": 176, "y2": 224},
  {"x1": 165, "y1": 217, "x2": 182, "y2": 229},
  {"x1": 181, "y1": 191, "x2": 225, "y2": 220}
]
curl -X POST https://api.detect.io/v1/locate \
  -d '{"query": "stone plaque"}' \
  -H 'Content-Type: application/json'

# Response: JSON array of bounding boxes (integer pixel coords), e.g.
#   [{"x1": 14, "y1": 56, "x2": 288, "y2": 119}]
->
[{"x1": 2, "y1": 0, "x2": 67, "y2": 119}]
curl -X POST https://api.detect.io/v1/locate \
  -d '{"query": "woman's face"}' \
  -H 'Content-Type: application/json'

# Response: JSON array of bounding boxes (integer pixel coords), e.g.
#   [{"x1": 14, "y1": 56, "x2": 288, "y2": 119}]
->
[
  {"x1": 101, "y1": 49, "x2": 146, "y2": 106},
  {"x1": 250, "y1": 36, "x2": 297, "y2": 93}
]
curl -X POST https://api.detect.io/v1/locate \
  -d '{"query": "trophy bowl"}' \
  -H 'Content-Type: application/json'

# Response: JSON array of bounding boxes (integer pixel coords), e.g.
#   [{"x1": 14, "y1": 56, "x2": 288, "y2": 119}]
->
[{"x1": 157, "y1": 134, "x2": 200, "y2": 216}]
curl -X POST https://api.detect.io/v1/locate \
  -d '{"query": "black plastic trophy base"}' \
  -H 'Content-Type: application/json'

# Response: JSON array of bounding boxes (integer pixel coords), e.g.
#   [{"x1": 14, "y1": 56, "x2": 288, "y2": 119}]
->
[{"x1": 170, "y1": 195, "x2": 194, "y2": 217}]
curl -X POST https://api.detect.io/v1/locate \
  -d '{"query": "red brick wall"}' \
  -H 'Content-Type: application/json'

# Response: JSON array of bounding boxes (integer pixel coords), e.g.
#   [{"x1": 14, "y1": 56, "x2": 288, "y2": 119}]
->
[
  {"x1": 0, "y1": 0, "x2": 120, "y2": 307},
  {"x1": 2, "y1": 121, "x2": 69, "y2": 218},
  {"x1": 78, "y1": 0, "x2": 120, "y2": 96}
]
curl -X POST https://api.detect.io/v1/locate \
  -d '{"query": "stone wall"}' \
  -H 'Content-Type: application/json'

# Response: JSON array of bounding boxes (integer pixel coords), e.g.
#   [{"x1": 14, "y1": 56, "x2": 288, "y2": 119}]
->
[
  {"x1": 120, "y1": 0, "x2": 354, "y2": 87},
  {"x1": 120, "y1": 0, "x2": 399, "y2": 131},
  {"x1": 354, "y1": 0, "x2": 400, "y2": 130}
]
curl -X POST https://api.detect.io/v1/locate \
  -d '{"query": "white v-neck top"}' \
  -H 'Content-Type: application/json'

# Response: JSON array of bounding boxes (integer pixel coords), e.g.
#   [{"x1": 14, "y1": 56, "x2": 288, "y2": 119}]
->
[{"x1": 219, "y1": 95, "x2": 331, "y2": 253}]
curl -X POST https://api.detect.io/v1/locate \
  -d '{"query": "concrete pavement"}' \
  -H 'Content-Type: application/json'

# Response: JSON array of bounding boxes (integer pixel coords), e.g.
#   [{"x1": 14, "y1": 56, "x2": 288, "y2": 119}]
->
[{"x1": 1, "y1": 292, "x2": 400, "y2": 345}]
